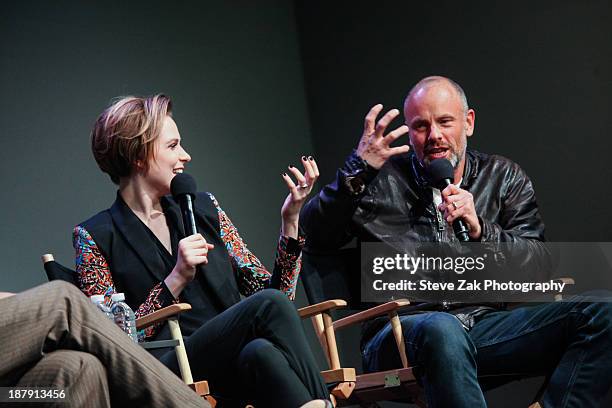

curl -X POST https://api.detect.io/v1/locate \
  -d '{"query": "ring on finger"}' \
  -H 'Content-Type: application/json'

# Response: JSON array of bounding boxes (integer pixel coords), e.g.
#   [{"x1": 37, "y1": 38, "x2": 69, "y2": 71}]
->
[
  {"x1": 299, "y1": 183, "x2": 309, "y2": 189},
  {"x1": 454, "y1": 201, "x2": 464, "y2": 209}
]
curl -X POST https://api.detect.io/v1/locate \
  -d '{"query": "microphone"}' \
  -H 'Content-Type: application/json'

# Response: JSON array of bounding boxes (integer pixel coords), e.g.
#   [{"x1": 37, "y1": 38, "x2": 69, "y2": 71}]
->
[
  {"x1": 171, "y1": 173, "x2": 198, "y2": 236},
  {"x1": 426, "y1": 158, "x2": 470, "y2": 242}
]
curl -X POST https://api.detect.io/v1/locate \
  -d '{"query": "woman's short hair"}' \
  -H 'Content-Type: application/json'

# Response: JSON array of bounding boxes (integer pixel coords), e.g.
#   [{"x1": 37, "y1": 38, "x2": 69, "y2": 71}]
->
[{"x1": 91, "y1": 94, "x2": 172, "y2": 184}]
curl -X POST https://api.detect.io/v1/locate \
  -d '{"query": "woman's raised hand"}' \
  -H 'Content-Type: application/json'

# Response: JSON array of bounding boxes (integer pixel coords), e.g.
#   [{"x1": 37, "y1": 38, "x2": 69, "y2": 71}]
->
[
  {"x1": 165, "y1": 233, "x2": 214, "y2": 298},
  {"x1": 280, "y1": 156, "x2": 320, "y2": 239}
]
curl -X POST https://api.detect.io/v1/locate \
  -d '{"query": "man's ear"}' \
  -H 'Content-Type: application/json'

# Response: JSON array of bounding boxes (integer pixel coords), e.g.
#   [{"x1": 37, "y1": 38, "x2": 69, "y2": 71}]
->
[{"x1": 465, "y1": 109, "x2": 476, "y2": 137}]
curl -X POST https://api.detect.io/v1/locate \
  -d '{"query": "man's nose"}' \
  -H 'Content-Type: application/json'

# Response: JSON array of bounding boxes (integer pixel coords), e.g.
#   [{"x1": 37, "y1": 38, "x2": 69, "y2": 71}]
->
[{"x1": 428, "y1": 125, "x2": 443, "y2": 140}]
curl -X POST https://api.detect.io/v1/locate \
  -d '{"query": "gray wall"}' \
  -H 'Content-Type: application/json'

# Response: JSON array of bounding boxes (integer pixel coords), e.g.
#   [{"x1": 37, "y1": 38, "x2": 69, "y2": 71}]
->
[{"x1": 0, "y1": 1, "x2": 314, "y2": 294}]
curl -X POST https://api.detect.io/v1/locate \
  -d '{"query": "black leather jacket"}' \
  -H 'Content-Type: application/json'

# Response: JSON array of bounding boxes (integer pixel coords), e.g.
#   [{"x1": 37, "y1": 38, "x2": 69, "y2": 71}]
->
[{"x1": 301, "y1": 149, "x2": 552, "y2": 333}]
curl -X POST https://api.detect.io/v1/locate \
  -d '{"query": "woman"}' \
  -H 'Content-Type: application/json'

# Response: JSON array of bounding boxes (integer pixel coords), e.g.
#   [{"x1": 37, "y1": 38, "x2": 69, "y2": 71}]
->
[{"x1": 74, "y1": 94, "x2": 329, "y2": 407}]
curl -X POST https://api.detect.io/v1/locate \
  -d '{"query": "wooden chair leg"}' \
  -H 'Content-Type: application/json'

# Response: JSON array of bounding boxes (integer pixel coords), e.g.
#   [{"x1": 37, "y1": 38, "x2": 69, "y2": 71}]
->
[
  {"x1": 388, "y1": 311, "x2": 409, "y2": 368},
  {"x1": 322, "y1": 312, "x2": 341, "y2": 370},
  {"x1": 168, "y1": 317, "x2": 194, "y2": 384},
  {"x1": 204, "y1": 395, "x2": 217, "y2": 407},
  {"x1": 189, "y1": 381, "x2": 210, "y2": 396},
  {"x1": 312, "y1": 312, "x2": 356, "y2": 404},
  {"x1": 170, "y1": 316, "x2": 214, "y2": 405},
  {"x1": 331, "y1": 381, "x2": 355, "y2": 400},
  {"x1": 311, "y1": 314, "x2": 331, "y2": 367},
  {"x1": 189, "y1": 382, "x2": 215, "y2": 406},
  {"x1": 202, "y1": 394, "x2": 217, "y2": 408}
]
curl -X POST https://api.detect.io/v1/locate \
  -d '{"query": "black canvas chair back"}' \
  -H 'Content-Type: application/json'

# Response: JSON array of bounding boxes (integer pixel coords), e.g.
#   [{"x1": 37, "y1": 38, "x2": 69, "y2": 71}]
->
[
  {"x1": 301, "y1": 246, "x2": 375, "y2": 311},
  {"x1": 44, "y1": 259, "x2": 78, "y2": 285}
]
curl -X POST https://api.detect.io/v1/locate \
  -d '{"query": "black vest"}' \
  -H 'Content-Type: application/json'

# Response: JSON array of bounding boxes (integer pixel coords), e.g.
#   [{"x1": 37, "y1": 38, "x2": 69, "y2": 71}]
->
[{"x1": 79, "y1": 192, "x2": 241, "y2": 342}]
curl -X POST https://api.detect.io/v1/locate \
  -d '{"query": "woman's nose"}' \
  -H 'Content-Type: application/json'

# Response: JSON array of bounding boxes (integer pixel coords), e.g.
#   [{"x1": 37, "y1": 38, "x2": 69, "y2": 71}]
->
[{"x1": 180, "y1": 147, "x2": 191, "y2": 162}]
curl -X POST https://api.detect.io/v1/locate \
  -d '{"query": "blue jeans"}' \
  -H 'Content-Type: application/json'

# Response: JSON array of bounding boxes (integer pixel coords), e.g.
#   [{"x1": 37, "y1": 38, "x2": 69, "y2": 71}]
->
[{"x1": 362, "y1": 292, "x2": 612, "y2": 408}]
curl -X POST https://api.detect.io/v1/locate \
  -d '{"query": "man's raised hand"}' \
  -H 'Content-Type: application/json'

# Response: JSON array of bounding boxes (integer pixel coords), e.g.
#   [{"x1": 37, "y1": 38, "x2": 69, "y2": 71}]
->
[{"x1": 356, "y1": 104, "x2": 410, "y2": 169}]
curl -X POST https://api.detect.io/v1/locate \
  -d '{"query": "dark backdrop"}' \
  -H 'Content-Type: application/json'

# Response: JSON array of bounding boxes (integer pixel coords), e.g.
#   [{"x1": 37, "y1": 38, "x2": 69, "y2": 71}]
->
[
  {"x1": 296, "y1": 1, "x2": 612, "y2": 406},
  {"x1": 296, "y1": 0, "x2": 612, "y2": 242}
]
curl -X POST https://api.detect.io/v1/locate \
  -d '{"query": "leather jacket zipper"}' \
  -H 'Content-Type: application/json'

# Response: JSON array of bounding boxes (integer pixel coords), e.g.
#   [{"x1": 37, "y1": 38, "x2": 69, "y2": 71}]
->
[{"x1": 433, "y1": 204, "x2": 445, "y2": 242}]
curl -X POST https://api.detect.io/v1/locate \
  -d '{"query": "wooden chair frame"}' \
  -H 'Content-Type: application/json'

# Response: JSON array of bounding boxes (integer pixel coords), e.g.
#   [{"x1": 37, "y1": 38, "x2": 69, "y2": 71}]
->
[
  {"x1": 297, "y1": 277, "x2": 575, "y2": 408},
  {"x1": 297, "y1": 299, "x2": 424, "y2": 407}
]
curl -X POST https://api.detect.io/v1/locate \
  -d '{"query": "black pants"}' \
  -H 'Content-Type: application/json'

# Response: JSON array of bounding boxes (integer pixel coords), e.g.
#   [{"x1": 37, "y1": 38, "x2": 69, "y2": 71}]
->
[{"x1": 160, "y1": 289, "x2": 328, "y2": 408}]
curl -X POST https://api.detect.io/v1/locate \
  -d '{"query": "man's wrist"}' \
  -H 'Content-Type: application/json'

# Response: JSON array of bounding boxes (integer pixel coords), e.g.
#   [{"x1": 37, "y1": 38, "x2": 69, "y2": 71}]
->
[
  {"x1": 469, "y1": 220, "x2": 483, "y2": 241},
  {"x1": 477, "y1": 216, "x2": 499, "y2": 242},
  {"x1": 340, "y1": 150, "x2": 379, "y2": 196}
]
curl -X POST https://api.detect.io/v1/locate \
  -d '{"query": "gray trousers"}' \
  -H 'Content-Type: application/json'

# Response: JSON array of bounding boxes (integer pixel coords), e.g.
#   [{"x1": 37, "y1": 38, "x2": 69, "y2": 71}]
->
[{"x1": 0, "y1": 280, "x2": 209, "y2": 408}]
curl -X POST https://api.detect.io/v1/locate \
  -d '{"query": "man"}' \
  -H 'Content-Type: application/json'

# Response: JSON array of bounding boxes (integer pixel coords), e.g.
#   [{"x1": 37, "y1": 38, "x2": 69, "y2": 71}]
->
[
  {"x1": 301, "y1": 76, "x2": 612, "y2": 407},
  {"x1": 0, "y1": 281, "x2": 210, "y2": 408}
]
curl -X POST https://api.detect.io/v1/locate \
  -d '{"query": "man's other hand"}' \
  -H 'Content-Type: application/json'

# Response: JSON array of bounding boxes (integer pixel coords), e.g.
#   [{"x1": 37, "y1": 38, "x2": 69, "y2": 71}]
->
[{"x1": 438, "y1": 184, "x2": 482, "y2": 240}]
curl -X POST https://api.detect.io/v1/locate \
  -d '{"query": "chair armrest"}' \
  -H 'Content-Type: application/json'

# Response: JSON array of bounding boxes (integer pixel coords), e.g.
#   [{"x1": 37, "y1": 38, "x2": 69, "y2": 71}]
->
[
  {"x1": 333, "y1": 299, "x2": 411, "y2": 331},
  {"x1": 552, "y1": 277, "x2": 575, "y2": 301},
  {"x1": 552, "y1": 277, "x2": 574, "y2": 285},
  {"x1": 298, "y1": 299, "x2": 347, "y2": 319},
  {"x1": 135, "y1": 303, "x2": 192, "y2": 330}
]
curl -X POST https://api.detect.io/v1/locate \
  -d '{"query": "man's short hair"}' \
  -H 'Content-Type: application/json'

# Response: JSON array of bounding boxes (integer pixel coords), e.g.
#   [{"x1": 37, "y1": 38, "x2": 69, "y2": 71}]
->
[{"x1": 91, "y1": 94, "x2": 172, "y2": 184}]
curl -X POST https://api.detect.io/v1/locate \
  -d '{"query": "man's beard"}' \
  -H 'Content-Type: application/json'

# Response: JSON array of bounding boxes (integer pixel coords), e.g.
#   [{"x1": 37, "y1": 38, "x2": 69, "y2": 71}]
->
[
  {"x1": 417, "y1": 143, "x2": 465, "y2": 169},
  {"x1": 446, "y1": 148, "x2": 463, "y2": 168}
]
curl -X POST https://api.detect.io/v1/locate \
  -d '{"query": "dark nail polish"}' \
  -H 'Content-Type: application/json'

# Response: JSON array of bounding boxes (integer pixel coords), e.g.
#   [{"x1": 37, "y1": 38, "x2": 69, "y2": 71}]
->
[
  {"x1": 308, "y1": 156, "x2": 314, "y2": 161},
  {"x1": 282, "y1": 173, "x2": 287, "y2": 177},
  {"x1": 289, "y1": 165, "x2": 294, "y2": 168},
  {"x1": 301, "y1": 156, "x2": 306, "y2": 161}
]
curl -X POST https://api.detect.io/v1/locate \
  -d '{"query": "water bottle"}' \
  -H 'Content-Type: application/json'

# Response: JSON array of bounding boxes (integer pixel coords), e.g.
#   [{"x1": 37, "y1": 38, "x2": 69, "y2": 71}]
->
[
  {"x1": 90, "y1": 294, "x2": 114, "y2": 321},
  {"x1": 110, "y1": 293, "x2": 138, "y2": 343}
]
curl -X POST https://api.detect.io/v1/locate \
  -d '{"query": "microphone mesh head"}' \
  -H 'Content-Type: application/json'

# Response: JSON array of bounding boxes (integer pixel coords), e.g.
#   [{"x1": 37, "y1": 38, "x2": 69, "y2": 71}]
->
[
  {"x1": 426, "y1": 158, "x2": 454, "y2": 188},
  {"x1": 171, "y1": 173, "x2": 197, "y2": 199}
]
